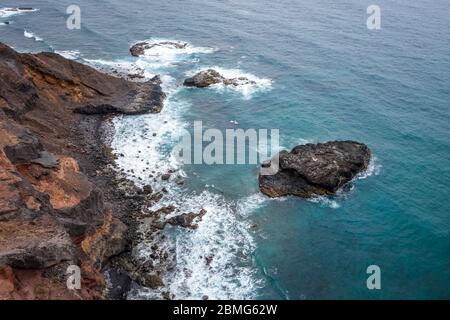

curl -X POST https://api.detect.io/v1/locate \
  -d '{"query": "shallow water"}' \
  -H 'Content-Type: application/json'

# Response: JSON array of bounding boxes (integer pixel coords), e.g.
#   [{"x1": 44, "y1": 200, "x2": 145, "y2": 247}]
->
[{"x1": 2, "y1": 0, "x2": 449, "y2": 299}]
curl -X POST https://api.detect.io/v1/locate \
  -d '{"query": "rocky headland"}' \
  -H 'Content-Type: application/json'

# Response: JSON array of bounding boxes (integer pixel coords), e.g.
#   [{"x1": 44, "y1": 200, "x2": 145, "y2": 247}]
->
[{"x1": 0, "y1": 42, "x2": 165, "y2": 299}]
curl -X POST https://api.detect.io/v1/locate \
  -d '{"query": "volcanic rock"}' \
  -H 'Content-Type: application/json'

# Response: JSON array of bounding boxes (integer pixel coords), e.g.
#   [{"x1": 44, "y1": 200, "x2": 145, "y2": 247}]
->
[
  {"x1": 0, "y1": 42, "x2": 165, "y2": 299},
  {"x1": 259, "y1": 141, "x2": 371, "y2": 198},
  {"x1": 183, "y1": 69, "x2": 256, "y2": 88}
]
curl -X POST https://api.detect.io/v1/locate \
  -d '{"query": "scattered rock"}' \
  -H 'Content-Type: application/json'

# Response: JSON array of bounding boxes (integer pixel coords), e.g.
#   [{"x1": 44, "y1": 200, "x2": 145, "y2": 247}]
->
[
  {"x1": 167, "y1": 209, "x2": 207, "y2": 229},
  {"x1": 184, "y1": 69, "x2": 224, "y2": 87},
  {"x1": 161, "y1": 173, "x2": 171, "y2": 181},
  {"x1": 142, "y1": 185, "x2": 153, "y2": 195}
]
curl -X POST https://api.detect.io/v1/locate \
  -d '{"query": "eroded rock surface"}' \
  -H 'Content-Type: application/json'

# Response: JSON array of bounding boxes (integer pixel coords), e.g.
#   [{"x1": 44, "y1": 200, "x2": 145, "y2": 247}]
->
[
  {"x1": 0, "y1": 43, "x2": 164, "y2": 299},
  {"x1": 259, "y1": 141, "x2": 371, "y2": 198}
]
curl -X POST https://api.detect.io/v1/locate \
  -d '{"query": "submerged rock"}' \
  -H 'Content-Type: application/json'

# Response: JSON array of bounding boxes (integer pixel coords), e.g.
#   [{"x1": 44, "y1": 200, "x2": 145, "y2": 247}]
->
[
  {"x1": 259, "y1": 141, "x2": 371, "y2": 198},
  {"x1": 183, "y1": 69, "x2": 256, "y2": 88}
]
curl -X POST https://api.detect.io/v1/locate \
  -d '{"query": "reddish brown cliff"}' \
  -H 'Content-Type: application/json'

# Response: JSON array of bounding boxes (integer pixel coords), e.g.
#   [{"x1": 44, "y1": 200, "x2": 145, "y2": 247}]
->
[{"x1": 0, "y1": 43, "x2": 164, "y2": 299}]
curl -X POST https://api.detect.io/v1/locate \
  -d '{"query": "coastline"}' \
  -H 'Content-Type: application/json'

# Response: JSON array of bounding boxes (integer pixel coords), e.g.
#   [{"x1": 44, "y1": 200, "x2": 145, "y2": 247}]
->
[{"x1": 0, "y1": 42, "x2": 164, "y2": 299}]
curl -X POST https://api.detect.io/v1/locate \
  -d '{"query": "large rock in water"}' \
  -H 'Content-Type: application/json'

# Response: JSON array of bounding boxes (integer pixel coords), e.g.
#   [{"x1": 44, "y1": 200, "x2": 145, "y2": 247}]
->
[
  {"x1": 184, "y1": 69, "x2": 256, "y2": 88},
  {"x1": 130, "y1": 41, "x2": 188, "y2": 57},
  {"x1": 259, "y1": 141, "x2": 371, "y2": 198}
]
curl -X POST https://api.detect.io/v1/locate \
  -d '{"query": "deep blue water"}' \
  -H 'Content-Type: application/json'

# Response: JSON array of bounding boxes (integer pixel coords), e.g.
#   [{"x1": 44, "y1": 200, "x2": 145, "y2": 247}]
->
[{"x1": 1, "y1": 0, "x2": 449, "y2": 299}]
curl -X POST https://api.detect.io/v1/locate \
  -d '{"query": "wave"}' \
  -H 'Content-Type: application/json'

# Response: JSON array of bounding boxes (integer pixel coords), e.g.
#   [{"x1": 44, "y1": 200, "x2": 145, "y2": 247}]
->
[
  {"x1": 307, "y1": 156, "x2": 381, "y2": 209},
  {"x1": 55, "y1": 50, "x2": 81, "y2": 60},
  {"x1": 132, "y1": 38, "x2": 217, "y2": 70},
  {"x1": 307, "y1": 195, "x2": 341, "y2": 209},
  {"x1": 186, "y1": 67, "x2": 273, "y2": 100},
  {"x1": 357, "y1": 156, "x2": 382, "y2": 180},
  {"x1": 0, "y1": 7, "x2": 38, "y2": 18},
  {"x1": 129, "y1": 190, "x2": 264, "y2": 300},
  {"x1": 24, "y1": 30, "x2": 43, "y2": 42}
]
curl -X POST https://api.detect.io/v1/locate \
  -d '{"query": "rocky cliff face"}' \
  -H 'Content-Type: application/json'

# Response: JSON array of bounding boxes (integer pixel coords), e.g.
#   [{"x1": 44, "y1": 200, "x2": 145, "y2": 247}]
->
[{"x1": 0, "y1": 43, "x2": 164, "y2": 299}]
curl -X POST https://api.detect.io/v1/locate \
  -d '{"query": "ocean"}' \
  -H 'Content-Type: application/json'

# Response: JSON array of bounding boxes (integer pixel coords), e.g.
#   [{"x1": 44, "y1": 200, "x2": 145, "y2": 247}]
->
[{"x1": 1, "y1": 0, "x2": 449, "y2": 299}]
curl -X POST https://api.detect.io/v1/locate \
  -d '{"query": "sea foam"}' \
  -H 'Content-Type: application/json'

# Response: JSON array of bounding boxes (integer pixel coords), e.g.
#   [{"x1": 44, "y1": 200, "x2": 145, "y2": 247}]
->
[
  {"x1": 0, "y1": 7, "x2": 38, "y2": 18},
  {"x1": 186, "y1": 66, "x2": 273, "y2": 100}
]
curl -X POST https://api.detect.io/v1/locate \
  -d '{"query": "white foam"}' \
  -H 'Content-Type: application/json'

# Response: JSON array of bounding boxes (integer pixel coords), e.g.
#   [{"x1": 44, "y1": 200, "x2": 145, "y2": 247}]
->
[
  {"x1": 24, "y1": 30, "x2": 43, "y2": 42},
  {"x1": 108, "y1": 38, "x2": 266, "y2": 299},
  {"x1": 187, "y1": 67, "x2": 273, "y2": 100},
  {"x1": 130, "y1": 190, "x2": 264, "y2": 300},
  {"x1": 133, "y1": 39, "x2": 216, "y2": 70},
  {"x1": 83, "y1": 58, "x2": 149, "y2": 78},
  {"x1": 0, "y1": 7, "x2": 38, "y2": 18},
  {"x1": 111, "y1": 92, "x2": 189, "y2": 188},
  {"x1": 308, "y1": 196, "x2": 341, "y2": 209},
  {"x1": 307, "y1": 156, "x2": 381, "y2": 209},
  {"x1": 55, "y1": 50, "x2": 81, "y2": 60},
  {"x1": 357, "y1": 156, "x2": 381, "y2": 179}
]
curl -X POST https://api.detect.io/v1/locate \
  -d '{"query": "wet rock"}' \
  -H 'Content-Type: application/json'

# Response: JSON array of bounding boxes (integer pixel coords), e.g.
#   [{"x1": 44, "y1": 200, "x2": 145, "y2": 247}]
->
[
  {"x1": 184, "y1": 69, "x2": 224, "y2": 87},
  {"x1": 139, "y1": 273, "x2": 164, "y2": 289},
  {"x1": 259, "y1": 141, "x2": 371, "y2": 198},
  {"x1": 142, "y1": 185, "x2": 153, "y2": 195},
  {"x1": 130, "y1": 41, "x2": 188, "y2": 57},
  {"x1": 161, "y1": 173, "x2": 171, "y2": 181},
  {"x1": 184, "y1": 69, "x2": 256, "y2": 88},
  {"x1": 167, "y1": 209, "x2": 207, "y2": 229}
]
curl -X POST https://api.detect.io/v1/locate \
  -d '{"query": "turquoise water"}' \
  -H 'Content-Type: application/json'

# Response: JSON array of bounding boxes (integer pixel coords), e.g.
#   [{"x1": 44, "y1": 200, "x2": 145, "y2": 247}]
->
[{"x1": 2, "y1": 0, "x2": 449, "y2": 299}]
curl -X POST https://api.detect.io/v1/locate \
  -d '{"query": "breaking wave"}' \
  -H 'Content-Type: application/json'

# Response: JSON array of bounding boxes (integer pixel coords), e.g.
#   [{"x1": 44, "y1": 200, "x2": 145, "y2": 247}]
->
[{"x1": 186, "y1": 66, "x2": 273, "y2": 100}]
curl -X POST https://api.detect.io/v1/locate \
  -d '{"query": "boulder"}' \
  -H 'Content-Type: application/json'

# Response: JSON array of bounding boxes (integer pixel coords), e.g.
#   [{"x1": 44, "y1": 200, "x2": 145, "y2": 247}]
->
[
  {"x1": 259, "y1": 141, "x2": 371, "y2": 198},
  {"x1": 183, "y1": 69, "x2": 224, "y2": 88}
]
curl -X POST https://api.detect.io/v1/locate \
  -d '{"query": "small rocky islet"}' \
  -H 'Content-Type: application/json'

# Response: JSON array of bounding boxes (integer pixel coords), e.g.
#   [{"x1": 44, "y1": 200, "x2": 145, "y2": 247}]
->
[{"x1": 259, "y1": 141, "x2": 371, "y2": 198}]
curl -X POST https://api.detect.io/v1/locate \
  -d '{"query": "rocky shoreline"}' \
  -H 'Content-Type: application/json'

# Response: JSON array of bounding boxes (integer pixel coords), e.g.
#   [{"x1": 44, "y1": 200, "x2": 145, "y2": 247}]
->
[{"x1": 0, "y1": 42, "x2": 164, "y2": 299}]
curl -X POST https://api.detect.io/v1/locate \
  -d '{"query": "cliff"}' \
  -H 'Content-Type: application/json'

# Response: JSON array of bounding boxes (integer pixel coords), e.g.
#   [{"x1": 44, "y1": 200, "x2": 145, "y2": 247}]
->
[{"x1": 0, "y1": 43, "x2": 165, "y2": 299}]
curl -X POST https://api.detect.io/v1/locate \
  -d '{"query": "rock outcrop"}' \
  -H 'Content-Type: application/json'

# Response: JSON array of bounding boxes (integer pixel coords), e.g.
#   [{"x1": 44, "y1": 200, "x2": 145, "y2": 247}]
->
[
  {"x1": 183, "y1": 69, "x2": 256, "y2": 88},
  {"x1": 0, "y1": 42, "x2": 165, "y2": 299},
  {"x1": 130, "y1": 41, "x2": 188, "y2": 57},
  {"x1": 259, "y1": 141, "x2": 371, "y2": 198}
]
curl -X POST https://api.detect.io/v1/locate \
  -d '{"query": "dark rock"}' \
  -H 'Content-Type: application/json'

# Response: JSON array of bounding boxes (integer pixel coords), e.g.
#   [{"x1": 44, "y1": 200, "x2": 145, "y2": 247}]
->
[
  {"x1": 184, "y1": 69, "x2": 224, "y2": 88},
  {"x1": 140, "y1": 273, "x2": 164, "y2": 289},
  {"x1": 130, "y1": 41, "x2": 188, "y2": 57},
  {"x1": 259, "y1": 141, "x2": 371, "y2": 198},
  {"x1": 161, "y1": 173, "x2": 171, "y2": 181},
  {"x1": 105, "y1": 268, "x2": 132, "y2": 300},
  {"x1": 183, "y1": 69, "x2": 256, "y2": 88},
  {"x1": 167, "y1": 209, "x2": 207, "y2": 229},
  {"x1": 142, "y1": 185, "x2": 153, "y2": 195}
]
